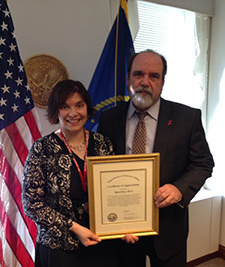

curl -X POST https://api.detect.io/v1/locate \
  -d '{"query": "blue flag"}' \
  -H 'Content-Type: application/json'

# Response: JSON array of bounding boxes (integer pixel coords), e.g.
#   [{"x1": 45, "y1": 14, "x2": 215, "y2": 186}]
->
[{"x1": 85, "y1": 0, "x2": 134, "y2": 131}]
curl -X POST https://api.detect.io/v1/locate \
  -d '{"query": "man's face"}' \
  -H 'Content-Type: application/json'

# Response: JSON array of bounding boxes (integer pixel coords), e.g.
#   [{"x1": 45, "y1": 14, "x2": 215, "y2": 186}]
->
[{"x1": 127, "y1": 52, "x2": 164, "y2": 111}]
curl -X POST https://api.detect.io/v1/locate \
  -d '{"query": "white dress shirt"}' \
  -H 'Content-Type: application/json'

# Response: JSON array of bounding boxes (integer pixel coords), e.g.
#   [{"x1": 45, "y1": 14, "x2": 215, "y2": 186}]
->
[{"x1": 126, "y1": 99, "x2": 160, "y2": 154}]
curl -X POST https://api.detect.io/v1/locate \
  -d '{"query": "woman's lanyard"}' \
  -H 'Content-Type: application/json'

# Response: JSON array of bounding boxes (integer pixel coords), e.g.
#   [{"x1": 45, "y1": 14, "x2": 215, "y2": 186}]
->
[{"x1": 60, "y1": 128, "x2": 88, "y2": 192}]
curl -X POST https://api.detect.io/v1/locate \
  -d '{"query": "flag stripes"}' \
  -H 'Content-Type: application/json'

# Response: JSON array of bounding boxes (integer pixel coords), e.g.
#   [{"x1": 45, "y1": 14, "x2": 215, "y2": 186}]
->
[
  {"x1": 24, "y1": 110, "x2": 42, "y2": 143},
  {"x1": 5, "y1": 123, "x2": 29, "y2": 165},
  {"x1": 0, "y1": 199, "x2": 34, "y2": 267},
  {"x1": 0, "y1": 145, "x2": 36, "y2": 244},
  {"x1": 0, "y1": 114, "x2": 38, "y2": 266},
  {"x1": 0, "y1": 174, "x2": 34, "y2": 252},
  {"x1": 0, "y1": 222, "x2": 7, "y2": 267}
]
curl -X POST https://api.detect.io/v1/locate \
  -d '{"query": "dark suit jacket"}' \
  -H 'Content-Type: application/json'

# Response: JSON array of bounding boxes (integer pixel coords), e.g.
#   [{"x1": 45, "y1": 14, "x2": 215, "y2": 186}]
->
[{"x1": 97, "y1": 98, "x2": 214, "y2": 260}]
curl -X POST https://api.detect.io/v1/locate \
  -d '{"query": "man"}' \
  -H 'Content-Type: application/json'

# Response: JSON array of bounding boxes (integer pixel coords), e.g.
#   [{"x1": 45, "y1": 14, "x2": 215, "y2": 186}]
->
[{"x1": 97, "y1": 49, "x2": 214, "y2": 267}]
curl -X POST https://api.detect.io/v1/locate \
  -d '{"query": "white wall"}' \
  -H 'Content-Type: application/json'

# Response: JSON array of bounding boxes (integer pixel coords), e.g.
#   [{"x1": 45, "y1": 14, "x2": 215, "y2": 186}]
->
[
  {"x1": 187, "y1": 193, "x2": 222, "y2": 261},
  {"x1": 207, "y1": 0, "x2": 225, "y2": 246},
  {"x1": 221, "y1": 198, "x2": 225, "y2": 246}
]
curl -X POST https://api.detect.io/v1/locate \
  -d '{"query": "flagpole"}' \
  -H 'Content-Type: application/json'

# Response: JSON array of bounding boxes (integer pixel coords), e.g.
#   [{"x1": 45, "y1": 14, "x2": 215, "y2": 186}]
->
[
  {"x1": 114, "y1": 1, "x2": 121, "y2": 106},
  {"x1": 115, "y1": 0, "x2": 129, "y2": 107}
]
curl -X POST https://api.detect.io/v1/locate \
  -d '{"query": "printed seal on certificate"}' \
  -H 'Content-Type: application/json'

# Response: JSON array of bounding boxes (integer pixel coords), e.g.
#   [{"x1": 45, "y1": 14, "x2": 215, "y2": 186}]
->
[{"x1": 24, "y1": 54, "x2": 69, "y2": 108}]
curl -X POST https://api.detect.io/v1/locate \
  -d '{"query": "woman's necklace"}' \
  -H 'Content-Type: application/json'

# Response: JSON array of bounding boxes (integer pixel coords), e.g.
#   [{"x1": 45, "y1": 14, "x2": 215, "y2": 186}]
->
[
  {"x1": 61, "y1": 130, "x2": 85, "y2": 151},
  {"x1": 60, "y1": 128, "x2": 88, "y2": 192}
]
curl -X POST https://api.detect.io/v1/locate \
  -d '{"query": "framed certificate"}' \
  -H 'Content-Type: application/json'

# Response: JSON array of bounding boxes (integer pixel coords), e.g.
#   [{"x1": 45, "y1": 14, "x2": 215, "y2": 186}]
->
[{"x1": 87, "y1": 153, "x2": 160, "y2": 240}]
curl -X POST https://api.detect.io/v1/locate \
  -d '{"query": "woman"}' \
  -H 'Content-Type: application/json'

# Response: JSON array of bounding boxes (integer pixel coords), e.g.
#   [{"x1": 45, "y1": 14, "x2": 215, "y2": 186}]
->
[{"x1": 22, "y1": 80, "x2": 118, "y2": 267}]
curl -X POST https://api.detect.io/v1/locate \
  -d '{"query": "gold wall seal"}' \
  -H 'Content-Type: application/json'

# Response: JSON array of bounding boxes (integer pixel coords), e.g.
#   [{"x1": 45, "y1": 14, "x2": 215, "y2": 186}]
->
[{"x1": 24, "y1": 54, "x2": 69, "y2": 108}]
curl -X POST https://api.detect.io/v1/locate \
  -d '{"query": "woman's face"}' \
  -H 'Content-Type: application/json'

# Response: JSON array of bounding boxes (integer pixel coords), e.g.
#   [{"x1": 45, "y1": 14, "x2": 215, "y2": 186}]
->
[{"x1": 58, "y1": 92, "x2": 88, "y2": 135}]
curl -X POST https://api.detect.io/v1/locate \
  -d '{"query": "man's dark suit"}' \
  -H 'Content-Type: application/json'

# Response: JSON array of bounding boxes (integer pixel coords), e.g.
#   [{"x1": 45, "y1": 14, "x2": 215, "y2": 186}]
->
[{"x1": 97, "y1": 98, "x2": 214, "y2": 262}]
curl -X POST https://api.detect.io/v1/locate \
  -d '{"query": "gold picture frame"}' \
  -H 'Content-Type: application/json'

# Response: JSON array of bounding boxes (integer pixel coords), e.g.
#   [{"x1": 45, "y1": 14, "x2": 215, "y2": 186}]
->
[{"x1": 87, "y1": 153, "x2": 160, "y2": 240}]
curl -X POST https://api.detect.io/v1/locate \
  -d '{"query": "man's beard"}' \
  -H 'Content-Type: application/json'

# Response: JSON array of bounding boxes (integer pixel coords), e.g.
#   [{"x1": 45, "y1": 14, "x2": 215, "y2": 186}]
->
[{"x1": 131, "y1": 87, "x2": 154, "y2": 111}]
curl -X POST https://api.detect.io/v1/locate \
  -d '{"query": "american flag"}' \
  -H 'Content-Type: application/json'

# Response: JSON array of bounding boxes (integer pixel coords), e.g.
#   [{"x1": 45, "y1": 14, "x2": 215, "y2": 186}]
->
[{"x1": 0, "y1": 0, "x2": 41, "y2": 266}]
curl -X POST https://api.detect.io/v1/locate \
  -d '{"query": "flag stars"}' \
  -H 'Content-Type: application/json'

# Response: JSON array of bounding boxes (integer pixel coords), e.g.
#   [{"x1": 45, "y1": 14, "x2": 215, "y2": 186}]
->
[
  {"x1": 0, "y1": 36, "x2": 6, "y2": 46},
  {"x1": 3, "y1": 9, "x2": 10, "y2": 17},
  {"x1": 24, "y1": 96, "x2": 30, "y2": 104},
  {"x1": 0, "y1": 3, "x2": 40, "y2": 133},
  {"x1": 9, "y1": 42, "x2": 16, "y2": 52},
  {"x1": 0, "y1": 114, "x2": 4, "y2": 120},
  {"x1": 1, "y1": 21, "x2": 8, "y2": 31},
  {"x1": 11, "y1": 31, "x2": 16, "y2": 39},
  {"x1": 1, "y1": 84, "x2": 10, "y2": 93},
  {"x1": 14, "y1": 90, "x2": 20, "y2": 98},
  {"x1": 7, "y1": 57, "x2": 14, "y2": 66},
  {"x1": 4, "y1": 70, "x2": 13, "y2": 79},
  {"x1": 18, "y1": 64, "x2": 24, "y2": 72},
  {"x1": 0, "y1": 97, "x2": 7, "y2": 107},
  {"x1": 15, "y1": 77, "x2": 23, "y2": 86},
  {"x1": 12, "y1": 103, "x2": 18, "y2": 112},
  {"x1": 25, "y1": 84, "x2": 30, "y2": 91}
]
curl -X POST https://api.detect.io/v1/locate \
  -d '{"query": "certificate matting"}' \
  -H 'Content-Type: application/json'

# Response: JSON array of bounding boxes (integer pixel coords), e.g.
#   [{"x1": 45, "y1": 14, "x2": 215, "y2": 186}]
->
[{"x1": 87, "y1": 153, "x2": 160, "y2": 239}]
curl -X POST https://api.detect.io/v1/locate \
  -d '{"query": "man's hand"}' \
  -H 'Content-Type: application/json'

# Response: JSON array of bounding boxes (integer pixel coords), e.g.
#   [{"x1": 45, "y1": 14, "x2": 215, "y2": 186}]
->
[
  {"x1": 154, "y1": 184, "x2": 182, "y2": 208},
  {"x1": 121, "y1": 234, "x2": 139, "y2": 244}
]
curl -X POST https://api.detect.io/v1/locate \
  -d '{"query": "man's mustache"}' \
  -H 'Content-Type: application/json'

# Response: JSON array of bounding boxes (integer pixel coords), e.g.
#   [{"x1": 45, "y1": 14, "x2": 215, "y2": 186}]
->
[{"x1": 132, "y1": 87, "x2": 153, "y2": 96}]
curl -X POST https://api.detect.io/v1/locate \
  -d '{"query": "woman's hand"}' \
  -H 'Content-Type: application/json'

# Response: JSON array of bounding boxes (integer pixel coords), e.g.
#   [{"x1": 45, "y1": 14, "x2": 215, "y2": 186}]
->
[
  {"x1": 121, "y1": 234, "x2": 139, "y2": 244},
  {"x1": 70, "y1": 222, "x2": 101, "y2": 247}
]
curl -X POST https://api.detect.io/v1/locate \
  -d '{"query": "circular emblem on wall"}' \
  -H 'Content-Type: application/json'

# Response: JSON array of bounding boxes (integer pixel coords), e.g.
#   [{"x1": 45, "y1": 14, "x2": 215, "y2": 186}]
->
[
  {"x1": 107, "y1": 213, "x2": 117, "y2": 222},
  {"x1": 24, "y1": 54, "x2": 69, "y2": 108}
]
